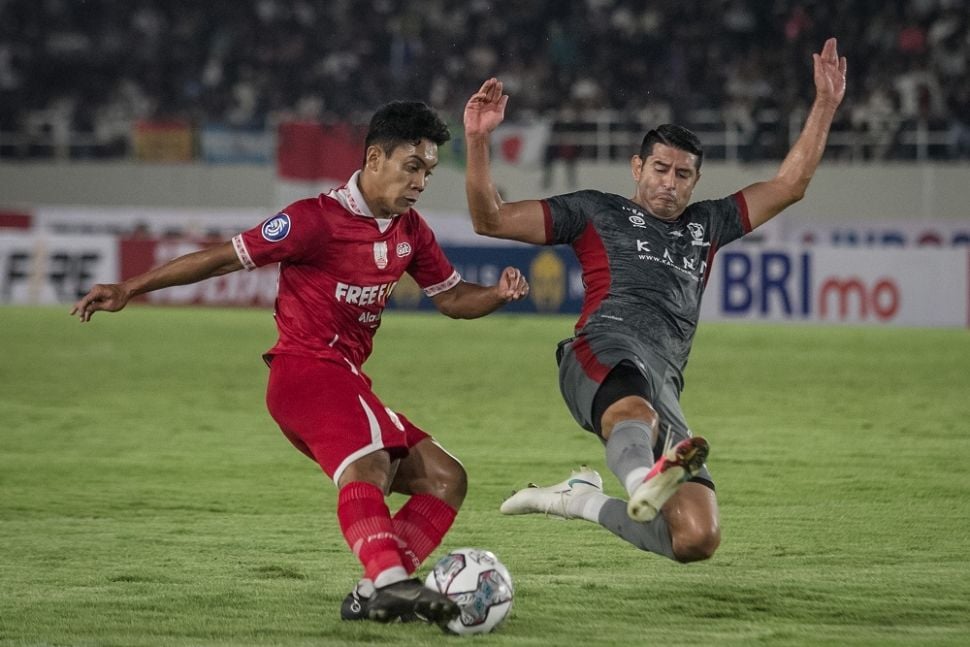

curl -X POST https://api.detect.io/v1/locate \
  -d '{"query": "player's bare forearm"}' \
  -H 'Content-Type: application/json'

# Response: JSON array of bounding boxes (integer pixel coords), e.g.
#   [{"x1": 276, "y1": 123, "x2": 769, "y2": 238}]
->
[
  {"x1": 465, "y1": 134, "x2": 547, "y2": 244},
  {"x1": 431, "y1": 268, "x2": 529, "y2": 319},
  {"x1": 779, "y1": 98, "x2": 839, "y2": 194},
  {"x1": 463, "y1": 78, "x2": 547, "y2": 244},
  {"x1": 743, "y1": 99, "x2": 837, "y2": 228},
  {"x1": 126, "y1": 242, "x2": 242, "y2": 296},
  {"x1": 71, "y1": 241, "x2": 242, "y2": 321},
  {"x1": 464, "y1": 133, "x2": 506, "y2": 237}
]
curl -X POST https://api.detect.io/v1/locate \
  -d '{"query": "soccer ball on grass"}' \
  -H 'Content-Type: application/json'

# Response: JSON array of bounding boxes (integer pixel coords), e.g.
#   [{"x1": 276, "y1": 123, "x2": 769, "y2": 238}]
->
[{"x1": 425, "y1": 547, "x2": 514, "y2": 635}]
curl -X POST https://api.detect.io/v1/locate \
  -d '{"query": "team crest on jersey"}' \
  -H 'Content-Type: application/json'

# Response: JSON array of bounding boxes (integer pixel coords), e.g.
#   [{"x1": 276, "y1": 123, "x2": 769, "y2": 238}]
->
[
  {"x1": 261, "y1": 213, "x2": 291, "y2": 242},
  {"x1": 396, "y1": 242, "x2": 412, "y2": 258},
  {"x1": 373, "y1": 241, "x2": 389, "y2": 269}
]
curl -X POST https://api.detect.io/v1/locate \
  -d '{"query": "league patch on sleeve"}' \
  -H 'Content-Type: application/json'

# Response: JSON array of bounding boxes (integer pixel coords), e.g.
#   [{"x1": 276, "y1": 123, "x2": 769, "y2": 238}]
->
[{"x1": 261, "y1": 212, "x2": 291, "y2": 242}]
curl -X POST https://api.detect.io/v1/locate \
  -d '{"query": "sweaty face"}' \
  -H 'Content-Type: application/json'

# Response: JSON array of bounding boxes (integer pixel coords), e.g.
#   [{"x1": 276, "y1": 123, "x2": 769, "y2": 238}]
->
[
  {"x1": 631, "y1": 143, "x2": 700, "y2": 221},
  {"x1": 363, "y1": 139, "x2": 439, "y2": 217}
]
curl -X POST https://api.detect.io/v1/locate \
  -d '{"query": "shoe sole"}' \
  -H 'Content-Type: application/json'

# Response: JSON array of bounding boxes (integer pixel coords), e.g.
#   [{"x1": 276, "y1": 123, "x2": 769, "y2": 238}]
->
[
  {"x1": 627, "y1": 437, "x2": 709, "y2": 522},
  {"x1": 368, "y1": 596, "x2": 459, "y2": 626}
]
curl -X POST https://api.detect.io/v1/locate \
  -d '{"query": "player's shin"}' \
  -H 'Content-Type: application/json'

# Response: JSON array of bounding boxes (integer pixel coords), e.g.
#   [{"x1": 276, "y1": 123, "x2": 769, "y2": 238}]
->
[
  {"x1": 337, "y1": 482, "x2": 409, "y2": 587},
  {"x1": 597, "y1": 499, "x2": 677, "y2": 560},
  {"x1": 605, "y1": 420, "x2": 656, "y2": 495},
  {"x1": 392, "y1": 494, "x2": 457, "y2": 573}
]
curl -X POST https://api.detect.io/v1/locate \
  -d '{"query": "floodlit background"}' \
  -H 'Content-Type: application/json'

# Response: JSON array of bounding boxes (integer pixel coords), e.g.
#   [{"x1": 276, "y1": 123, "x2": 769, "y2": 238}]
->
[{"x1": 1, "y1": 0, "x2": 968, "y2": 324}]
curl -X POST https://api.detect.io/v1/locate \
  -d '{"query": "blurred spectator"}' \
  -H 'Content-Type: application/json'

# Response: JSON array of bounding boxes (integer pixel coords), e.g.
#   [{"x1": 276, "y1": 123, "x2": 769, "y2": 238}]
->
[
  {"x1": 0, "y1": 0, "x2": 968, "y2": 160},
  {"x1": 542, "y1": 103, "x2": 581, "y2": 190},
  {"x1": 851, "y1": 76, "x2": 900, "y2": 160}
]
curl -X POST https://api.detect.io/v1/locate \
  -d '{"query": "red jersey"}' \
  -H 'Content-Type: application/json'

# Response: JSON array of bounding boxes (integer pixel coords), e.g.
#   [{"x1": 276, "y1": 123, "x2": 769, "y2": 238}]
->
[{"x1": 232, "y1": 172, "x2": 460, "y2": 370}]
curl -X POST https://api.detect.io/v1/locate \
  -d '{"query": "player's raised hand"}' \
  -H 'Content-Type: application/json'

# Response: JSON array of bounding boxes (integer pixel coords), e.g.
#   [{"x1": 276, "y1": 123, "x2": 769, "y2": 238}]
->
[
  {"x1": 70, "y1": 283, "x2": 132, "y2": 322},
  {"x1": 496, "y1": 266, "x2": 529, "y2": 302},
  {"x1": 813, "y1": 37, "x2": 847, "y2": 108},
  {"x1": 464, "y1": 78, "x2": 509, "y2": 137}
]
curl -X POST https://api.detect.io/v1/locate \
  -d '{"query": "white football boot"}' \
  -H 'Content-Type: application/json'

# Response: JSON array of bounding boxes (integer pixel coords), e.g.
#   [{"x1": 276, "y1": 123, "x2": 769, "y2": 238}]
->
[{"x1": 500, "y1": 465, "x2": 603, "y2": 519}]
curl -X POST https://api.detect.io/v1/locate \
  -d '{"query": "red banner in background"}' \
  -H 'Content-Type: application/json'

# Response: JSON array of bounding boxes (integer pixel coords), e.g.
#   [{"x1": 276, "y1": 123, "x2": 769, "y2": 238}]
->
[
  {"x1": 276, "y1": 121, "x2": 365, "y2": 181},
  {"x1": 0, "y1": 210, "x2": 32, "y2": 229},
  {"x1": 491, "y1": 122, "x2": 551, "y2": 166}
]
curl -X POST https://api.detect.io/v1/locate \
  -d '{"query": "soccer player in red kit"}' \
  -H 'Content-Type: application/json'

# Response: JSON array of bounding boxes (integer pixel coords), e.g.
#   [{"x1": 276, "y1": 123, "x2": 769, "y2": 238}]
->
[{"x1": 71, "y1": 101, "x2": 530, "y2": 627}]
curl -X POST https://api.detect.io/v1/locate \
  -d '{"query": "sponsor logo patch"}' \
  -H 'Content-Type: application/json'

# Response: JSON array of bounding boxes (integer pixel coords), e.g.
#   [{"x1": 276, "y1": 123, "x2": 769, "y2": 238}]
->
[
  {"x1": 687, "y1": 222, "x2": 710, "y2": 247},
  {"x1": 396, "y1": 242, "x2": 412, "y2": 258},
  {"x1": 261, "y1": 213, "x2": 291, "y2": 242}
]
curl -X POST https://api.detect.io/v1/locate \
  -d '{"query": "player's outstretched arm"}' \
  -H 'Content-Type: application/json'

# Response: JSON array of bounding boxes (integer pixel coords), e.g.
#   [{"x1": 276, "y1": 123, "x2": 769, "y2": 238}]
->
[
  {"x1": 740, "y1": 37, "x2": 847, "y2": 230},
  {"x1": 71, "y1": 241, "x2": 243, "y2": 322},
  {"x1": 431, "y1": 266, "x2": 530, "y2": 319},
  {"x1": 464, "y1": 78, "x2": 546, "y2": 244}
]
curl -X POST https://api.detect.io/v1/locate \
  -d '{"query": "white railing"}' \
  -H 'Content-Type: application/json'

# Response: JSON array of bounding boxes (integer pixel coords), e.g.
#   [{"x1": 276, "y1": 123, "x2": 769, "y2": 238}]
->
[
  {"x1": 0, "y1": 111, "x2": 961, "y2": 163},
  {"x1": 538, "y1": 109, "x2": 957, "y2": 163}
]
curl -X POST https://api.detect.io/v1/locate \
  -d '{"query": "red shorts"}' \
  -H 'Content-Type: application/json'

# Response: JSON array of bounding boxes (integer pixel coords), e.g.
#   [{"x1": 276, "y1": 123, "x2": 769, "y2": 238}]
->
[{"x1": 265, "y1": 354, "x2": 430, "y2": 482}]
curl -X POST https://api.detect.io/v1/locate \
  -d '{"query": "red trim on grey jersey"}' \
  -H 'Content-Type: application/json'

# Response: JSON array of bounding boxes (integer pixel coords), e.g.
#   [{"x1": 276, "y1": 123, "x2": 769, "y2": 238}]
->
[
  {"x1": 733, "y1": 190, "x2": 752, "y2": 234},
  {"x1": 572, "y1": 335, "x2": 611, "y2": 383},
  {"x1": 573, "y1": 222, "x2": 611, "y2": 332},
  {"x1": 703, "y1": 191, "x2": 750, "y2": 287},
  {"x1": 541, "y1": 200, "x2": 554, "y2": 243}
]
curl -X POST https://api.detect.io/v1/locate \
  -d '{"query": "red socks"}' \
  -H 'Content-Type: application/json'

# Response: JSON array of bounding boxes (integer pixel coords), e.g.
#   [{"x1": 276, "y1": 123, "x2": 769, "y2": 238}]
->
[
  {"x1": 338, "y1": 483, "x2": 458, "y2": 582},
  {"x1": 392, "y1": 493, "x2": 457, "y2": 573},
  {"x1": 337, "y1": 482, "x2": 406, "y2": 584}
]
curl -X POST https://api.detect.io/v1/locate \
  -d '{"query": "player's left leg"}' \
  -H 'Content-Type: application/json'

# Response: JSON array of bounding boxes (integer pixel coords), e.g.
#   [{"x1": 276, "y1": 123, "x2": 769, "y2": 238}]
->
[
  {"x1": 388, "y1": 436, "x2": 466, "y2": 572},
  {"x1": 590, "y1": 479, "x2": 719, "y2": 563},
  {"x1": 660, "y1": 482, "x2": 720, "y2": 562}
]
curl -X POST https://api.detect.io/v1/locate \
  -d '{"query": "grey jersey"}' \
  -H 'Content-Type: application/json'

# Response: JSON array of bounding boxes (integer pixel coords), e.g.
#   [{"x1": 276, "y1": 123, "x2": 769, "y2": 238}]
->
[{"x1": 544, "y1": 189, "x2": 750, "y2": 382}]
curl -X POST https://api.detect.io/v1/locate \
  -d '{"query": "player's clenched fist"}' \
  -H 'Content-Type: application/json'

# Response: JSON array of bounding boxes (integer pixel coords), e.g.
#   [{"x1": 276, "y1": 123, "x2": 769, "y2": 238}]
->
[{"x1": 497, "y1": 267, "x2": 529, "y2": 302}]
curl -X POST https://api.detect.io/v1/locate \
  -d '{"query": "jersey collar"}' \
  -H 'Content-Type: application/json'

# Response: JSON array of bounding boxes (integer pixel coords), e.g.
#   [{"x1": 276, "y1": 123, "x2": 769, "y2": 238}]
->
[
  {"x1": 330, "y1": 170, "x2": 375, "y2": 218},
  {"x1": 329, "y1": 171, "x2": 396, "y2": 233}
]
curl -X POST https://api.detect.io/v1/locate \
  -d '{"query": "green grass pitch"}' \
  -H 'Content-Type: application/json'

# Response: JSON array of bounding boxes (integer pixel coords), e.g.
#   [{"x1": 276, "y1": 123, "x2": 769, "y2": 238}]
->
[{"x1": 2, "y1": 305, "x2": 969, "y2": 646}]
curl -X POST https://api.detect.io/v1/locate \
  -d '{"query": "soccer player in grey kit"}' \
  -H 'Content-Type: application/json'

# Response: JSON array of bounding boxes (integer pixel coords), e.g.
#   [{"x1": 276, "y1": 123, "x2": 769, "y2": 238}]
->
[{"x1": 462, "y1": 38, "x2": 846, "y2": 563}]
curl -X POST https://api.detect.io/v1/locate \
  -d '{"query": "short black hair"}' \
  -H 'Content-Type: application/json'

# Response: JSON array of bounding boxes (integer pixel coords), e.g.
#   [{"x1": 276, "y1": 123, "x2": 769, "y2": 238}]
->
[
  {"x1": 364, "y1": 101, "x2": 451, "y2": 161},
  {"x1": 639, "y1": 124, "x2": 704, "y2": 170}
]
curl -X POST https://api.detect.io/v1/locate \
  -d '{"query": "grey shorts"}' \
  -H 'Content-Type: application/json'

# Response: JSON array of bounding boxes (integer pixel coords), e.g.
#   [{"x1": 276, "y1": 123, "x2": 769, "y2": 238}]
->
[{"x1": 557, "y1": 331, "x2": 713, "y2": 487}]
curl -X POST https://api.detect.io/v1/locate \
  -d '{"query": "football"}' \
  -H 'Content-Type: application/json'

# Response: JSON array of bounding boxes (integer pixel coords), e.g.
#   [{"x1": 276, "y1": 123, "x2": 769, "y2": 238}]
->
[{"x1": 425, "y1": 547, "x2": 514, "y2": 635}]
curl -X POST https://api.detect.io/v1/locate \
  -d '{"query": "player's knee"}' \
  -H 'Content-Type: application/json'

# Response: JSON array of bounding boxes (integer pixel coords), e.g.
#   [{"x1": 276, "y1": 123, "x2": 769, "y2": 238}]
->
[
  {"x1": 426, "y1": 459, "x2": 468, "y2": 509},
  {"x1": 601, "y1": 397, "x2": 658, "y2": 437},
  {"x1": 448, "y1": 463, "x2": 469, "y2": 506},
  {"x1": 671, "y1": 525, "x2": 721, "y2": 563}
]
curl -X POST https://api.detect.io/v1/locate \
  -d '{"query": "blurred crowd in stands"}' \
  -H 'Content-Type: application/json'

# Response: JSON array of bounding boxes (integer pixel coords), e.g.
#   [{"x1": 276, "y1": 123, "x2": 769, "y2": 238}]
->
[{"x1": 1, "y1": 0, "x2": 968, "y2": 162}]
